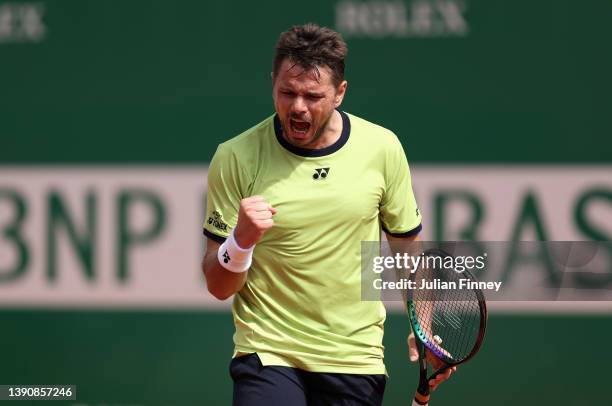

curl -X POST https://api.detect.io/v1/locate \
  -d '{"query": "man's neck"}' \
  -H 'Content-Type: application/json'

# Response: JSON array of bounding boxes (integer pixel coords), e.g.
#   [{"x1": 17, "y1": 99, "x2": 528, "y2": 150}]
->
[{"x1": 310, "y1": 110, "x2": 342, "y2": 150}]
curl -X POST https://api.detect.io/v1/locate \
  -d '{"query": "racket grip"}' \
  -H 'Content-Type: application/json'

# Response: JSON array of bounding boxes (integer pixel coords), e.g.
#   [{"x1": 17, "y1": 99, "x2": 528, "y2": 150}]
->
[
  {"x1": 428, "y1": 364, "x2": 452, "y2": 381},
  {"x1": 415, "y1": 360, "x2": 430, "y2": 405},
  {"x1": 413, "y1": 391, "x2": 430, "y2": 405}
]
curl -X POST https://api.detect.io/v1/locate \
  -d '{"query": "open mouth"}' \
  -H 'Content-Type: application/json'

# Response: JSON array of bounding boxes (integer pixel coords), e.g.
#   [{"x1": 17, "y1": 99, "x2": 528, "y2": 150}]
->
[{"x1": 290, "y1": 119, "x2": 311, "y2": 135}]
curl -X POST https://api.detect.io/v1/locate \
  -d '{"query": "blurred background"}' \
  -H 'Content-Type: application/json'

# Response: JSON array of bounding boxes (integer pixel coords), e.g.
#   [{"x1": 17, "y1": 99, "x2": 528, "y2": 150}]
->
[{"x1": 1, "y1": 0, "x2": 611, "y2": 405}]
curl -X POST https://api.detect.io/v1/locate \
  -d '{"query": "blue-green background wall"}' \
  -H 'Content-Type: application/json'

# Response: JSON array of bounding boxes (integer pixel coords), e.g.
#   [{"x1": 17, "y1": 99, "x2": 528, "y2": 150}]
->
[
  {"x1": 1, "y1": 311, "x2": 610, "y2": 405},
  {"x1": 2, "y1": 0, "x2": 611, "y2": 164}
]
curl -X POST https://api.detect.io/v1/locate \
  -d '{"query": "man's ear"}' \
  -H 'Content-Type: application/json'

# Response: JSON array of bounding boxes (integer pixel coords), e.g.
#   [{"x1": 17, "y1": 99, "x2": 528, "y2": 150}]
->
[{"x1": 334, "y1": 80, "x2": 348, "y2": 107}]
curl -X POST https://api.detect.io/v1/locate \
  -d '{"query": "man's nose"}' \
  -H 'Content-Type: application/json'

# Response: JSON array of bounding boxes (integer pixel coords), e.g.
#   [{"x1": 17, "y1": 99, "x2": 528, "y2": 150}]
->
[{"x1": 290, "y1": 97, "x2": 307, "y2": 114}]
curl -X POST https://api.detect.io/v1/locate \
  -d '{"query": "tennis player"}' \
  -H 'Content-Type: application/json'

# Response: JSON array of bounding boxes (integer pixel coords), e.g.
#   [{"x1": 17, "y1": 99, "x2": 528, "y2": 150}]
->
[{"x1": 202, "y1": 24, "x2": 454, "y2": 405}]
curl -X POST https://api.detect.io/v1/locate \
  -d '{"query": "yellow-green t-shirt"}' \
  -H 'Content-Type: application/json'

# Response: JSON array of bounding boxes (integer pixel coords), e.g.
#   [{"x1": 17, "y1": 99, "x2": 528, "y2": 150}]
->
[{"x1": 204, "y1": 111, "x2": 421, "y2": 374}]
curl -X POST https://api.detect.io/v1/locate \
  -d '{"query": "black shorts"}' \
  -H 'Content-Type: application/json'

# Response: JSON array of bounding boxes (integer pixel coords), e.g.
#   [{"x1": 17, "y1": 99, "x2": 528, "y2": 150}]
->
[{"x1": 229, "y1": 353, "x2": 386, "y2": 406}]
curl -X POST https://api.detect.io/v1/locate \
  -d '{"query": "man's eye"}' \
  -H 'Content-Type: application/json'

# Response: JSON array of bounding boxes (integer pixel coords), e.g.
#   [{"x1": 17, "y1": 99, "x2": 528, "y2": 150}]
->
[{"x1": 281, "y1": 90, "x2": 294, "y2": 96}]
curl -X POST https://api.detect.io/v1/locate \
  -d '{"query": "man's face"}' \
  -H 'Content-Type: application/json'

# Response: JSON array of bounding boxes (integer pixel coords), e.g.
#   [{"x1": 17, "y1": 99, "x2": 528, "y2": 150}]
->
[{"x1": 272, "y1": 58, "x2": 347, "y2": 148}]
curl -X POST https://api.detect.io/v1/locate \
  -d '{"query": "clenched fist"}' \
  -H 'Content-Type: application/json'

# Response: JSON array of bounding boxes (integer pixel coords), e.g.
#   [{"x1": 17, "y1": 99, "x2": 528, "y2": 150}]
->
[{"x1": 233, "y1": 196, "x2": 277, "y2": 249}]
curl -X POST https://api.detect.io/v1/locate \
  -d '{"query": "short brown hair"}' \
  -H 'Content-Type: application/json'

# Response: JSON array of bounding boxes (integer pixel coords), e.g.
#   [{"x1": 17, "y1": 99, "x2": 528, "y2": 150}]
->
[{"x1": 273, "y1": 24, "x2": 348, "y2": 87}]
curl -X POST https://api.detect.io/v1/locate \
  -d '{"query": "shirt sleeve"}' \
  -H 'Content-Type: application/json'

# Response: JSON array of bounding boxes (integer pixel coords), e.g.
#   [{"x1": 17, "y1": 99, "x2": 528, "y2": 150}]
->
[
  {"x1": 379, "y1": 135, "x2": 422, "y2": 237},
  {"x1": 203, "y1": 144, "x2": 250, "y2": 243}
]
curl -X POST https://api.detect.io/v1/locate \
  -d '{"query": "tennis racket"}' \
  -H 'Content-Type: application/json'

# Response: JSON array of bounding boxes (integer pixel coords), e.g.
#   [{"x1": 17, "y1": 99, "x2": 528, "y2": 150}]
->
[{"x1": 408, "y1": 248, "x2": 487, "y2": 405}]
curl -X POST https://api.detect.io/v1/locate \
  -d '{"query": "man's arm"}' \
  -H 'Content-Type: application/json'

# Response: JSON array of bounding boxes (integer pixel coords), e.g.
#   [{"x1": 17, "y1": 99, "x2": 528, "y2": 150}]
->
[
  {"x1": 385, "y1": 233, "x2": 421, "y2": 305},
  {"x1": 202, "y1": 195, "x2": 276, "y2": 300},
  {"x1": 384, "y1": 233, "x2": 419, "y2": 243},
  {"x1": 202, "y1": 238, "x2": 248, "y2": 300}
]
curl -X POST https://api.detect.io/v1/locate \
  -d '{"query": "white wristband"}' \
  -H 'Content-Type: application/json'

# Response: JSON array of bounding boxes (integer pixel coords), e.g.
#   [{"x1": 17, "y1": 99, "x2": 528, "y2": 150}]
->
[{"x1": 217, "y1": 229, "x2": 254, "y2": 273}]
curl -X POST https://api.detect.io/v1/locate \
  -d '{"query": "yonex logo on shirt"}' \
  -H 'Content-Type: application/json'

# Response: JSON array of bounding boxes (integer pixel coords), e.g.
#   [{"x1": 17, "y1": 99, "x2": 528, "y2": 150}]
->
[
  {"x1": 313, "y1": 167, "x2": 330, "y2": 180},
  {"x1": 222, "y1": 250, "x2": 230, "y2": 263},
  {"x1": 208, "y1": 210, "x2": 229, "y2": 232}
]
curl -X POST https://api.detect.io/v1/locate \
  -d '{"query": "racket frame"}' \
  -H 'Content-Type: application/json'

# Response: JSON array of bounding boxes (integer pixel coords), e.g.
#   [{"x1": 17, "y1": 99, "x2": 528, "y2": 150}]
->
[{"x1": 407, "y1": 249, "x2": 488, "y2": 404}]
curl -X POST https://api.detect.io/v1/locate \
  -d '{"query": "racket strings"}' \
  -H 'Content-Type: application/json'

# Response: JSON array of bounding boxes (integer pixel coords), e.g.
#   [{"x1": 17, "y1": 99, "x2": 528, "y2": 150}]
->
[{"x1": 412, "y1": 263, "x2": 482, "y2": 363}]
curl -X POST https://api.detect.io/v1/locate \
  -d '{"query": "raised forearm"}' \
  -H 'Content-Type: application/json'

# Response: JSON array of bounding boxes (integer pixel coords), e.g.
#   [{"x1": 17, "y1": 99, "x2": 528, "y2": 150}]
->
[
  {"x1": 202, "y1": 245, "x2": 248, "y2": 301},
  {"x1": 202, "y1": 196, "x2": 276, "y2": 300}
]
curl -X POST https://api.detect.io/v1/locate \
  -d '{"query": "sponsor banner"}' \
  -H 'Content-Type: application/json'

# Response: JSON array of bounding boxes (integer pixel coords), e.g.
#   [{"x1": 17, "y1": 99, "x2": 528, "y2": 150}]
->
[
  {"x1": 335, "y1": 0, "x2": 470, "y2": 38},
  {"x1": 0, "y1": 166, "x2": 218, "y2": 308},
  {"x1": 0, "y1": 2, "x2": 46, "y2": 43},
  {"x1": 0, "y1": 165, "x2": 610, "y2": 311}
]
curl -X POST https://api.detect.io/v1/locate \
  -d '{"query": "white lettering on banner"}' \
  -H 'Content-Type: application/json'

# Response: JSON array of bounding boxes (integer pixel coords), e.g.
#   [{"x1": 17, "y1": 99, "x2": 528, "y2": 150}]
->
[
  {"x1": 335, "y1": 0, "x2": 469, "y2": 38},
  {"x1": 0, "y1": 166, "x2": 611, "y2": 312},
  {"x1": 0, "y1": 2, "x2": 46, "y2": 43}
]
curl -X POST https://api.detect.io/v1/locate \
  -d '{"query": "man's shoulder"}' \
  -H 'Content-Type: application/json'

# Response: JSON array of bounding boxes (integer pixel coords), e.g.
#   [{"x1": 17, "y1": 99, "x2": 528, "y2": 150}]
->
[
  {"x1": 218, "y1": 114, "x2": 275, "y2": 156},
  {"x1": 345, "y1": 111, "x2": 402, "y2": 150}
]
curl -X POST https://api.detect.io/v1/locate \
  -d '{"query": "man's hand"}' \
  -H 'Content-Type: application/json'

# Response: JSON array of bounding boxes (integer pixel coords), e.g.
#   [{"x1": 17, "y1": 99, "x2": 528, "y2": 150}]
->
[
  {"x1": 234, "y1": 196, "x2": 277, "y2": 248},
  {"x1": 202, "y1": 195, "x2": 276, "y2": 300},
  {"x1": 408, "y1": 333, "x2": 457, "y2": 391}
]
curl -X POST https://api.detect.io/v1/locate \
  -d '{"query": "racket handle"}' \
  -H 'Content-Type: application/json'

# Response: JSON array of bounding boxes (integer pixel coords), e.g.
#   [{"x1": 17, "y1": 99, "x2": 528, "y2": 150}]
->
[
  {"x1": 413, "y1": 392, "x2": 429, "y2": 406},
  {"x1": 428, "y1": 364, "x2": 452, "y2": 381},
  {"x1": 415, "y1": 357, "x2": 430, "y2": 405}
]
